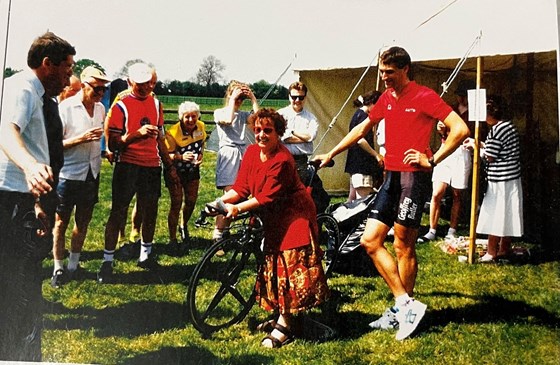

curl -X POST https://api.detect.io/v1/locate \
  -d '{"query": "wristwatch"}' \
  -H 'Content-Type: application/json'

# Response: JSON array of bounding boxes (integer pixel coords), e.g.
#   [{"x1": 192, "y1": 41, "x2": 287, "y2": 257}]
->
[{"x1": 428, "y1": 156, "x2": 437, "y2": 168}]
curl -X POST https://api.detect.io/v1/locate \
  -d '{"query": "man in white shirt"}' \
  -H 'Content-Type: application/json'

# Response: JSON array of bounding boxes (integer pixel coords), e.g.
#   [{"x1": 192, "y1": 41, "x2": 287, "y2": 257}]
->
[
  {"x1": 278, "y1": 82, "x2": 329, "y2": 212},
  {"x1": 0, "y1": 31, "x2": 75, "y2": 361},
  {"x1": 50, "y1": 66, "x2": 110, "y2": 288}
]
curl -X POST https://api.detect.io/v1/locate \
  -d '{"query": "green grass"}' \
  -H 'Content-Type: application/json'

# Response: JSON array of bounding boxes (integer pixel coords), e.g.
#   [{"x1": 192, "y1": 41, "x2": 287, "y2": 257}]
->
[{"x1": 41, "y1": 154, "x2": 560, "y2": 365}]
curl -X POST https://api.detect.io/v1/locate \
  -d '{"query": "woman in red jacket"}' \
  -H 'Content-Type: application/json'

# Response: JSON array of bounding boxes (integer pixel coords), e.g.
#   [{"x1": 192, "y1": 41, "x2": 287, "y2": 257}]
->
[{"x1": 215, "y1": 108, "x2": 329, "y2": 348}]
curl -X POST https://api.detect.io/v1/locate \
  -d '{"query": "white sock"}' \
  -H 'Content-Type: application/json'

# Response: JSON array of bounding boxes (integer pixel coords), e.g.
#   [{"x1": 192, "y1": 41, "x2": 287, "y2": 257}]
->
[
  {"x1": 103, "y1": 250, "x2": 115, "y2": 262},
  {"x1": 395, "y1": 293, "x2": 412, "y2": 307},
  {"x1": 53, "y1": 260, "x2": 64, "y2": 274},
  {"x1": 447, "y1": 228, "x2": 457, "y2": 236},
  {"x1": 67, "y1": 252, "x2": 80, "y2": 271},
  {"x1": 139, "y1": 241, "x2": 152, "y2": 262},
  {"x1": 424, "y1": 229, "x2": 436, "y2": 240},
  {"x1": 212, "y1": 228, "x2": 223, "y2": 240}
]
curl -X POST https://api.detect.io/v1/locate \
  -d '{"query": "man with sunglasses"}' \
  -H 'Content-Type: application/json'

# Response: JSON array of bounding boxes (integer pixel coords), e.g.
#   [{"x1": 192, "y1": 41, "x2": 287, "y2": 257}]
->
[
  {"x1": 314, "y1": 46, "x2": 469, "y2": 340},
  {"x1": 49, "y1": 66, "x2": 110, "y2": 288},
  {"x1": 0, "y1": 31, "x2": 76, "y2": 361},
  {"x1": 278, "y1": 82, "x2": 329, "y2": 212}
]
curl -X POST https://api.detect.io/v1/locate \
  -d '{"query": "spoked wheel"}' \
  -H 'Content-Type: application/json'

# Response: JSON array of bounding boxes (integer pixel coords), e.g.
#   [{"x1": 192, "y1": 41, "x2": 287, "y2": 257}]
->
[
  {"x1": 316, "y1": 213, "x2": 340, "y2": 277},
  {"x1": 186, "y1": 235, "x2": 260, "y2": 335}
]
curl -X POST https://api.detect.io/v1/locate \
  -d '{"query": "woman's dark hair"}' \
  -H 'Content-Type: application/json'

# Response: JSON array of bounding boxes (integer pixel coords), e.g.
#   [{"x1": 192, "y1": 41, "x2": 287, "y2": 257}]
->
[
  {"x1": 486, "y1": 94, "x2": 508, "y2": 120},
  {"x1": 248, "y1": 108, "x2": 287, "y2": 136},
  {"x1": 27, "y1": 32, "x2": 76, "y2": 69},
  {"x1": 353, "y1": 90, "x2": 382, "y2": 108}
]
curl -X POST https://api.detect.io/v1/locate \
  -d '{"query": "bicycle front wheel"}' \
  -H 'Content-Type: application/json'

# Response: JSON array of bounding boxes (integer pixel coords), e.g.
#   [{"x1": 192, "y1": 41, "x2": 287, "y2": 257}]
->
[
  {"x1": 316, "y1": 213, "x2": 340, "y2": 277},
  {"x1": 186, "y1": 236, "x2": 259, "y2": 335}
]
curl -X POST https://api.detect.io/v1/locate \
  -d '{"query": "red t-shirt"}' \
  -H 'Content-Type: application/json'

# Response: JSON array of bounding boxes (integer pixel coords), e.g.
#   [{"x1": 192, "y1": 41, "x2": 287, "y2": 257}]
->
[
  {"x1": 369, "y1": 81, "x2": 452, "y2": 172},
  {"x1": 107, "y1": 93, "x2": 164, "y2": 167},
  {"x1": 232, "y1": 144, "x2": 318, "y2": 251}
]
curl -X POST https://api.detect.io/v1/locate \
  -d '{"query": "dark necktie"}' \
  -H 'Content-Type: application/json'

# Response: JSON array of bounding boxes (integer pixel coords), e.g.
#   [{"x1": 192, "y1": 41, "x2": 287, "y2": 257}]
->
[{"x1": 42, "y1": 95, "x2": 64, "y2": 182}]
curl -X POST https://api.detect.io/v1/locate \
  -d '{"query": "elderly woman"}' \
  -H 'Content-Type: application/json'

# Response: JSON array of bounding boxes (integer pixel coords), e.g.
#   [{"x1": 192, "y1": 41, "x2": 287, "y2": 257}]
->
[
  {"x1": 215, "y1": 108, "x2": 329, "y2": 348},
  {"x1": 476, "y1": 95, "x2": 523, "y2": 262},
  {"x1": 164, "y1": 101, "x2": 206, "y2": 253}
]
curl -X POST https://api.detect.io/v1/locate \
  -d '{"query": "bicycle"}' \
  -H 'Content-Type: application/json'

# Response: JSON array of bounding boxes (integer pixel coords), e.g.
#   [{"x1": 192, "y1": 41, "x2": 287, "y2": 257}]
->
[
  {"x1": 186, "y1": 201, "x2": 264, "y2": 336},
  {"x1": 186, "y1": 161, "x2": 337, "y2": 336}
]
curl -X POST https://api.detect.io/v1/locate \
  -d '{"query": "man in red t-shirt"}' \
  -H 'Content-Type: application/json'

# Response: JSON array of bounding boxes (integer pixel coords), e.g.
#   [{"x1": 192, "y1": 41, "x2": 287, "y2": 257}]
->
[
  {"x1": 99, "y1": 62, "x2": 178, "y2": 283},
  {"x1": 315, "y1": 47, "x2": 469, "y2": 340}
]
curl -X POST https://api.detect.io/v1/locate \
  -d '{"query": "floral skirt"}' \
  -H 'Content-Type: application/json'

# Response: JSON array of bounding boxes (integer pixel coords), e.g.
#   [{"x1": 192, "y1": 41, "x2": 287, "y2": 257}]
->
[{"x1": 256, "y1": 241, "x2": 330, "y2": 315}]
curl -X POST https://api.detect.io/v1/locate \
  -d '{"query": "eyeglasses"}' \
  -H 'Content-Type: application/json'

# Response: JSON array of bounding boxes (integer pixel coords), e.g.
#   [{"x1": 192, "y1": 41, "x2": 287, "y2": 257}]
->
[
  {"x1": 253, "y1": 127, "x2": 274, "y2": 134},
  {"x1": 85, "y1": 82, "x2": 108, "y2": 94},
  {"x1": 290, "y1": 94, "x2": 305, "y2": 101}
]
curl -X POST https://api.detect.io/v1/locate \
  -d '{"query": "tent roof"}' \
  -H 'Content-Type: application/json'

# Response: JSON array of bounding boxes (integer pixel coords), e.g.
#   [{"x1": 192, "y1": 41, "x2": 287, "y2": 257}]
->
[{"x1": 294, "y1": 0, "x2": 559, "y2": 72}]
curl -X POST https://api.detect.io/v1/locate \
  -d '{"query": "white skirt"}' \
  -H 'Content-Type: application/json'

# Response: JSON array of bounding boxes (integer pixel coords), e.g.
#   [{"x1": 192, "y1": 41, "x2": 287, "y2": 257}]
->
[{"x1": 476, "y1": 178, "x2": 523, "y2": 237}]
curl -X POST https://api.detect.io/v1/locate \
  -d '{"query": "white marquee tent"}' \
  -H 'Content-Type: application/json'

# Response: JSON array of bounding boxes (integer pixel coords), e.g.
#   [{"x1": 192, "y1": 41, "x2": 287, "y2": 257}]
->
[{"x1": 293, "y1": 0, "x2": 559, "y2": 245}]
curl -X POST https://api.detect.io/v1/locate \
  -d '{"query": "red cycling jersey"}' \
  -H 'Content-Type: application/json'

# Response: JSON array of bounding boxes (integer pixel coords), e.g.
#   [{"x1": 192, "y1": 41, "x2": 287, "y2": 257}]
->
[{"x1": 369, "y1": 81, "x2": 452, "y2": 172}]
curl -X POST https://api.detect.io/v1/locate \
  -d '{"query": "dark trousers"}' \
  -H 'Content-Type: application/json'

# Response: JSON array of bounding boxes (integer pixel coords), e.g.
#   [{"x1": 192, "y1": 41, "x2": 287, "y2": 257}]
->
[{"x1": 0, "y1": 191, "x2": 45, "y2": 361}]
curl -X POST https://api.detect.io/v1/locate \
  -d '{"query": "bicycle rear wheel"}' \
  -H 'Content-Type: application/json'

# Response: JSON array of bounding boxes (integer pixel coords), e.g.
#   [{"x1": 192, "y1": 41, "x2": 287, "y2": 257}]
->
[
  {"x1": 316, "y1": 213, "x2": 340, "y2": 277},
  {"x1": 186, "y1": 236, "x2": 259, "y2": 335}
]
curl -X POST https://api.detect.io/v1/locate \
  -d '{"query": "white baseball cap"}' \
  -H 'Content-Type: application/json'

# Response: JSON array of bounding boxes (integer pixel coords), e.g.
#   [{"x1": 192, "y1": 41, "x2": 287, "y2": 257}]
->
[{"x1": 128, "y1": 62, "x2": 152, "y2": 84}]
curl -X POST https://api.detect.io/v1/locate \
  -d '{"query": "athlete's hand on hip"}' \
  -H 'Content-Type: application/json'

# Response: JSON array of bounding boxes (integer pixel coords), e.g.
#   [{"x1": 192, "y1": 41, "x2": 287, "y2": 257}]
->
[{"x1": 403, "y1": 149, "x2": 430, "y2": 168}]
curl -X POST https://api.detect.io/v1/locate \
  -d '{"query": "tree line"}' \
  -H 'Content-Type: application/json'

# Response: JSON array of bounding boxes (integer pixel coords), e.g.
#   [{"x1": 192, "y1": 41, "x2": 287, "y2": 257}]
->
[{"x1": 3, "y1": 55, "x2": 289, "y2": 100}]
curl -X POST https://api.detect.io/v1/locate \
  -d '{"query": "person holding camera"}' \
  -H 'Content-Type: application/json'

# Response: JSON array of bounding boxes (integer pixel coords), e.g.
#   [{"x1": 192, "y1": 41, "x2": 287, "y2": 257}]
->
[
  {"x1": 163, "y1": 101, "x2": 206, "y2": 254},
  {"x1": 212, "y1": 80, "x2": 258, "y2": 244}
]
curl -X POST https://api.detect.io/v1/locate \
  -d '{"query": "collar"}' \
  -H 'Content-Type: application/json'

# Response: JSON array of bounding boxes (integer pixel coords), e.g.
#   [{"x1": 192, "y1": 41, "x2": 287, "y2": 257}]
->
[
  {"x1": 181, "y1": 122, "x2": 198, "y2": 136},
  {"x1": 27, "y1": 70, "x2": 46, "y2": 100}
]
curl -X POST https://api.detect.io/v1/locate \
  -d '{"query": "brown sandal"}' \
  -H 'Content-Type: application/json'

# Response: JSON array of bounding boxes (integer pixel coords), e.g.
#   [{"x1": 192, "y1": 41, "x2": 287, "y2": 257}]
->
[
  {"x1": 261, "y1": 323, "x2": 294, "y2": 348},
  {"x1": 256, "y1": 319, "x2": 277, "y2": 333}
]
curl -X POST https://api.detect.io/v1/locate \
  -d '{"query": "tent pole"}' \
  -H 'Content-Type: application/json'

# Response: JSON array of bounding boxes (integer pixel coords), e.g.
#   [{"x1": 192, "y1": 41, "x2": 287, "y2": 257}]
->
[
  {"x1": 375, "y1": 50, "x2": 382, "y2": 91},
  {"x1": 0, "y1": 0, "x2": 13, "y2": 119},
  {"x1": 468, "y1": 56, "x2": 483, "y2": 264}
]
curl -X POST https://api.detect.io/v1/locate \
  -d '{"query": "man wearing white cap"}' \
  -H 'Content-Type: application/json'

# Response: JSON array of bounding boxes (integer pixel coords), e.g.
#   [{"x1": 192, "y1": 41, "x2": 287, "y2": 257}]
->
[
  {"x1": 50, "y1": 66, "x2": 110, "y2": 288},
  {"x1": 99, "y1": 62, "x2": 178, "y2": 282}
]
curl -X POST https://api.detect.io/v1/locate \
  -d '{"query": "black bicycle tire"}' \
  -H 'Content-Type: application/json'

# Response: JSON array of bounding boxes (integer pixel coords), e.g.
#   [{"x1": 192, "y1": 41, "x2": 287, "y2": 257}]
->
[
  {"x1": 186, "y1": 235, "x2": 259, "y2": 335},
  {"x1": 316, "y1": 213, "x2": 340, "y2": 277}
]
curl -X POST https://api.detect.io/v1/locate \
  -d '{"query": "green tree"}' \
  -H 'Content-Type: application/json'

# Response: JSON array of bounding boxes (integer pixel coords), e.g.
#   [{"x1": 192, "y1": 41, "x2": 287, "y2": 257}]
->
[
  {"x1": 74, "y1": 59, "x2": 105, "y2": 78},
  {"x1": 250, "y1": 80, "x2": 288, "y2": 100},
  {"x1": 3, "y1": 67, "x2": 22, "y2": 79},
  {"x1": 195, "y1": 55, "x2": 225, "y2": 88}
]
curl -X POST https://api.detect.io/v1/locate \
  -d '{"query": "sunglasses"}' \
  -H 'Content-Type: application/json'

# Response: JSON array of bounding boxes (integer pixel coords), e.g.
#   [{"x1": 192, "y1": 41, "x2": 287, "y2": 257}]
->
[
  {"x1": 290, "y1": 94, "x2": 306, "y2": 101},
  {"x1": 85, "y1": 82, "x2": 108, "y2": 94},
  {"x1": 253, "y1": 127, "x2": 274, "y2": 134}
]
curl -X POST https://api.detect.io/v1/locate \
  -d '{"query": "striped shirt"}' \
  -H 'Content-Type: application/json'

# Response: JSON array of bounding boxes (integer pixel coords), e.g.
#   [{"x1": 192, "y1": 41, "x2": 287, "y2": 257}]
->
[{"x1": 484, "y1": 120, "x2": 521, "y2": 182}]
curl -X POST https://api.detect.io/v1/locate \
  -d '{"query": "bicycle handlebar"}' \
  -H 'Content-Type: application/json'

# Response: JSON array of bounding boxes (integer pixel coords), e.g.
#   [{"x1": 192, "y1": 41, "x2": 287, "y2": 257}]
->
[
  {"x1": 308, "y1": 159, "x2": 335, "y2": 169},
  {"x1": 205, "y1": 200, "x2": 228, "y2": 216}
]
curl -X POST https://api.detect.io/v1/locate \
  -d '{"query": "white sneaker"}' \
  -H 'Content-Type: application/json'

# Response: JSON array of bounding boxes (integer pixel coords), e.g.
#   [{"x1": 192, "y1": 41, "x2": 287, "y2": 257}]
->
[
  {"x1": 479, "y1": 253, "x2": 495, "y2": 263},
  {"x1": 368, "y1": 307, "x2": 399, "y2": 330},
  {"x1": 444, "y1": 232, "x2": 457, "y2": 240},
  {"x1": 395, "y1": 299, "x2": 427, "y2": 340}
]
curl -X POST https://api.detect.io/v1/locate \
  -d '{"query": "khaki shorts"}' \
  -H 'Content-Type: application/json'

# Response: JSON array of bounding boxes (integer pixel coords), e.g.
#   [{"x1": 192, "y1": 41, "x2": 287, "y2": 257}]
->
[{"x1": 351, "y1": 173, "x2": 374, "y2": 189}]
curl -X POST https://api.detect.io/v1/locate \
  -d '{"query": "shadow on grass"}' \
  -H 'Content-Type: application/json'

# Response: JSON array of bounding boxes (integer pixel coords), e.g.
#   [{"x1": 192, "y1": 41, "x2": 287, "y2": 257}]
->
[
  {"x1": 421, "y1": 291, "x2": 560, "y2": 334},
  {"x1": 110, "y1": 263, "x2": 195, "y2": 285},
  {"x1": 45, "y1": 300, "x2": 190, "y2": 338},
  {"x1": 121, "y1": 345, "x2": 272, "y2": 365},
  {"x1": 303, "y1": 288, "x2": 560, "y2": 341},
  {"x1": 306, "y1": 288, "x2": 382, "y2": 340}
]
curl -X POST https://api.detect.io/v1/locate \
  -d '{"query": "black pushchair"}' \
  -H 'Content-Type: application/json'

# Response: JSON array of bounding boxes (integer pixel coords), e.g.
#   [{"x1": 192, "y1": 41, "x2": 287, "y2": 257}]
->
[{"x1": 317, "y1": 193, "x2": 378, "y2": 277}]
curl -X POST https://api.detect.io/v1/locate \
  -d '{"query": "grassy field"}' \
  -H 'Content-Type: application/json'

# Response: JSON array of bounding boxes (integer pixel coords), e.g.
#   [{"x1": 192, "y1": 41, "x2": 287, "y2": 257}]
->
[{"x1": 40, "y1": 153, "x2": 560, "y2": 365}]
